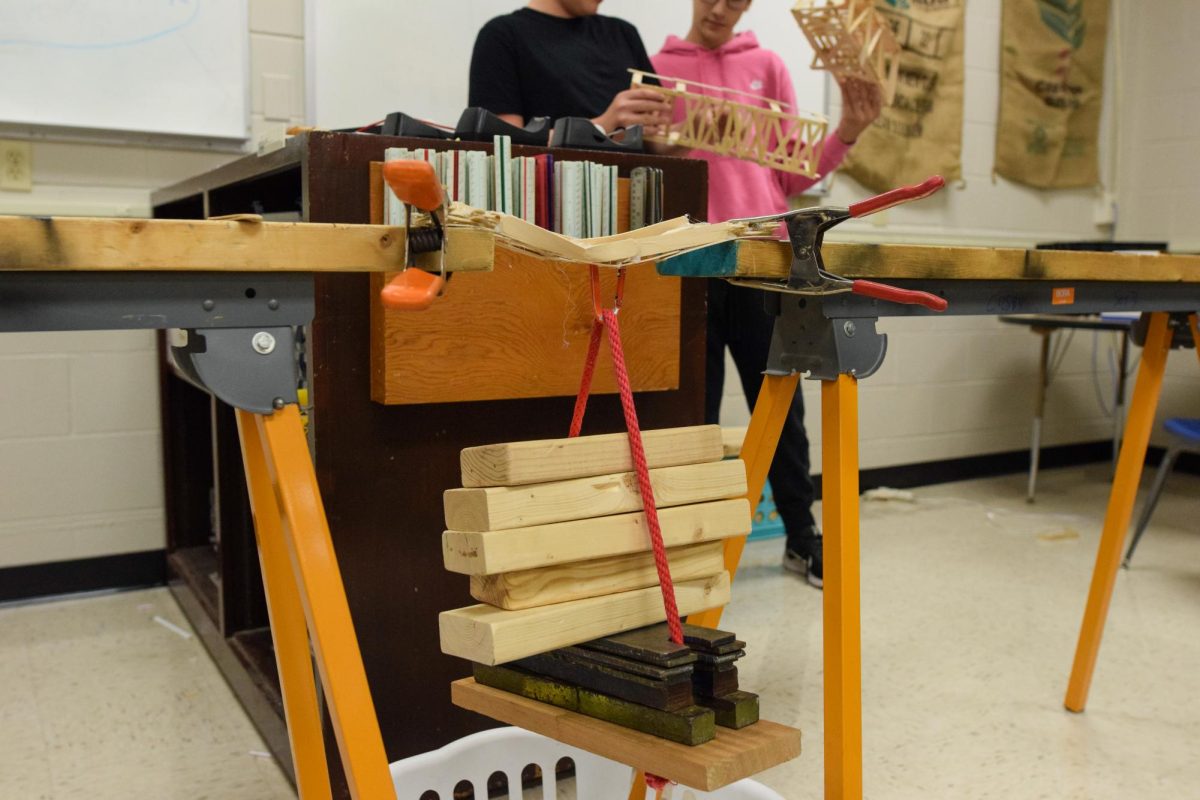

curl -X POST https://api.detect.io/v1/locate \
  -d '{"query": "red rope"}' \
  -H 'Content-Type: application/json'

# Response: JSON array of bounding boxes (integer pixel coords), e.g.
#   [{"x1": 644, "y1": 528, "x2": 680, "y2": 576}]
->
[
  {"x1": 569, "y1": 266, "x2": 684, "y2": 645},
  {"x1": 568, "y1": 318, "x2": 603, "y2": 438}
]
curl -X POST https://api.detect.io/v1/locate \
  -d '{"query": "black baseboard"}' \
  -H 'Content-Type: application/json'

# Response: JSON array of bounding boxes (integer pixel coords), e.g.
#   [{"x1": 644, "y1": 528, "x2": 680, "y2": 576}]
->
[
  {"x1": 806, "y1": 439, "x2": 1199, "y2": 500},
  {"x1": 812, "y1": 440, "x2": 1114, "y2": 499},
  {"x1": 0, "y1": 550, "x2": 167, "y2": 604}
]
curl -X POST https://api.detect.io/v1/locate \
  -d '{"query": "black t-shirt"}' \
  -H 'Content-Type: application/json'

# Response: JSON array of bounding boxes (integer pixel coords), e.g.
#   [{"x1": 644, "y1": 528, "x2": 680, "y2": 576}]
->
[{"x1": 468, "y1": 8, "x2": 656, "y2": 121}]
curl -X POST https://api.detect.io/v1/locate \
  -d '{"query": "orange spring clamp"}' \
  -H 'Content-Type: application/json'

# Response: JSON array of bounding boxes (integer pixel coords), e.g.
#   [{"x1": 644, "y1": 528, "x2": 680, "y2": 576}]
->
[{"x1": 380, "y1": 160, "x2": 448, "y2": 311}]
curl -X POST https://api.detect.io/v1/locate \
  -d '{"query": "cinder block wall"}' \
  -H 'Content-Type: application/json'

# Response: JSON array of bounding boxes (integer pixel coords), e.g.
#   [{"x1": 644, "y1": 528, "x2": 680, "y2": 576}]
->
[
  {"x1": 1, "y1": 1, "x2": 1192, "y2": 569},
  {"x1": 719, "y1": 0, "x2": 1197, "y2": 475},
  {"x1": 0, "y1": 0, "x2": 307, "y2": 569}
]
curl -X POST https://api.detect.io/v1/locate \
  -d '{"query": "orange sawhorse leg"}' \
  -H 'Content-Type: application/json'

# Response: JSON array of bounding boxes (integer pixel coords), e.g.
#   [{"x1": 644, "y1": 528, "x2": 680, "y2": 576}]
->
[
  {"x1": 628, "y1": 373, "x2": 801, "y2": 800},
  {"x1": 1192, "y1": 314, "x2": 1200, "y2": 369},
  {"x1": 631, "y1": 373, "x2": 865, "y2": 800},
  {"x1": 1064, "y1": 312, "x2": 1173, "y2": 712},
  {"x1": 237, "y1": 406, "x2": 396, "y2": 800},
  {"x1": 237, "y1": 409, "x2": 333, "y2": 799},
  {"x1": 821, "y1": 374, "x2": 862, "y2": 800}
]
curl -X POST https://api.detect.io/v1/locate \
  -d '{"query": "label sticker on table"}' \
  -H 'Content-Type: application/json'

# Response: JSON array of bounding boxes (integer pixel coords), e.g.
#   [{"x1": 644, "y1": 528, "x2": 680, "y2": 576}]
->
[{"x1": 1052, "y1": 287, "x2": 1075, "y2": 305}]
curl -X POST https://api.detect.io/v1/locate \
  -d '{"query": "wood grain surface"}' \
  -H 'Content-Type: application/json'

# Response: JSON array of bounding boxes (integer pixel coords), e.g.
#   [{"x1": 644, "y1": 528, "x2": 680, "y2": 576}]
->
[
  {"x1": 0, "y1": 214, "x2": 493, "y2": 273},
  {"x1": 443, "y1": 459, "x2": 747, "y2": 531},
  {"x1": 451, "y1": 678, "x2": 801, "y2": 790},
  {"x1": 442, "y1": 498, "x2": 751, "y2": 575},
  {"x1": 459, "y1": 426, "x2": 723, "y2": 488},
  {"x1": 470, "y1": 541, "x2": 726, "y2": 610},
  {"x1": 439, "y1": 572, "x2": 731, "y2": 665},
  {"x1": 732, "y1": 240, "x2": 1200, "y2": 282}
]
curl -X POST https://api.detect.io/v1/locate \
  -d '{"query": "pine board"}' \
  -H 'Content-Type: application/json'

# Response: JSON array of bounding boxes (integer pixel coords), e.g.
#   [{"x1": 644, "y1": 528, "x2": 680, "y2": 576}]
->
[
  {"x1": 451, "y1": 678, "x2": 801, "y2": 790},
  {"x1": 470, "y1": 541, "x2": 726, "y2": 610},
  {"x1": 444, "y1": 459, "x2": 747, "y2": 531},
  {"x1": 443, "y1": 498, "x2": 750, "y2": 575},
  {"x1": 460, "y1": 426, "x2": 723, "y2": 488},
  {"x1": 439, "y1": 572, "x2": 731, "y2": 665},
  {"x1": 0, "y1": 214, "x2": 493, "y2": 273}
]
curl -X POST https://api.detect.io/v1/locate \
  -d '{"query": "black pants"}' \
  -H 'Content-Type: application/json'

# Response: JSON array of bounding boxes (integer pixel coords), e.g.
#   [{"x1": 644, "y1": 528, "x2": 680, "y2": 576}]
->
[{"x1": 704, "y1": 280, "x2": 818, "y2": 553}]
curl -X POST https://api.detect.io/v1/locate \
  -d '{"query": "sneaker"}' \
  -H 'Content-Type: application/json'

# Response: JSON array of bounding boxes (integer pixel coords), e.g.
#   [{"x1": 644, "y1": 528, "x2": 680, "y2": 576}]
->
[{"x1": 783, "y1": 542, "x2": 823, "y2": 589}]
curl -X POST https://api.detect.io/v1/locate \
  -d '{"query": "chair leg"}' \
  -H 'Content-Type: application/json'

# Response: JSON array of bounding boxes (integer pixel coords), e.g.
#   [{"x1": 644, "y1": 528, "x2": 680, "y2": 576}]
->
[{"x1": 1123, "y1": 447, "x2": 1180, "y2": 568}]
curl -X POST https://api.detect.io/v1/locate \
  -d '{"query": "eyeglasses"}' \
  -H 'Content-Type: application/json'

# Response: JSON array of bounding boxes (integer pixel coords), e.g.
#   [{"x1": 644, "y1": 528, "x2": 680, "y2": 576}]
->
[{"x1": 699, "y1": 0, "x2": 752, "y2": 10}]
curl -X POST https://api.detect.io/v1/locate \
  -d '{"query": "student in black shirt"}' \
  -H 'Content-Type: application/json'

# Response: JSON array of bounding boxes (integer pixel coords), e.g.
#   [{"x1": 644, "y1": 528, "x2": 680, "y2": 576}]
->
[{"x1": 468, "y1": 0, "x2": 671, "y2": 134}]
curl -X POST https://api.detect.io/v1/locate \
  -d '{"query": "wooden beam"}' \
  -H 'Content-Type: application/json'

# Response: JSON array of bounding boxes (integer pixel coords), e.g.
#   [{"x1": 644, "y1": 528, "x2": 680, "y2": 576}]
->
[
  {"x1": 444, "y1": 459, "x2": 746, "y2": 531},
  {"x1": 443, "y1": 498, "x2": 751, "y2": 575},
  {"x1": 471, "y1": 541, "x2": 726, "y2": 610},
  {"x1": 721, "y1": 427, "x2": 747, "y2": 458},
  {"x1": 723, "y1": 240, "x2": 1200, "y2": 283},
  {"x1": 460, "y1": 425, "x2": 723, "y2": 488},
  {"x1": 0, "y1": 215, "x2": 493, "y2": 273},
  {"x1": 452, "y1": 678, "x2": 801, "y2": 791},
  {"x1": 439, "y1": 573, "x2": 731, "y2": 665}
]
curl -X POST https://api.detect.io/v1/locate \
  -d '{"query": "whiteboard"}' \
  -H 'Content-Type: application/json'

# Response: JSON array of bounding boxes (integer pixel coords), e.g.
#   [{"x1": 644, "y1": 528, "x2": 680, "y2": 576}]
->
[
  {"x1": 0, "y1": 0, "x2": 249, "y2": 142},
  {"x1": 309, "y1": 0, "x2": 828, "y2": 132}
]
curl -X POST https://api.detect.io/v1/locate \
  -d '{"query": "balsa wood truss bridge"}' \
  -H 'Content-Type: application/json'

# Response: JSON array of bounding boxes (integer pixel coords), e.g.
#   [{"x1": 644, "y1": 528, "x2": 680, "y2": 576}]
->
[
  {"x1": 792, "y1": 0, "x2": 901, "y2": 105},
  {"x1": 629, "y1": 70, "x2": 829, "y2": 179}
]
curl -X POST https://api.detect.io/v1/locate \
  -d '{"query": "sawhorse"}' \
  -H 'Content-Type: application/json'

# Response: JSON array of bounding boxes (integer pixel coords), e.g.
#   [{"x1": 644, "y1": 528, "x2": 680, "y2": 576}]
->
[
  {"x1": 686, "y1": 288, "x2": 1199, "y2": 800},
  {"x1": 7, "y1": 268, "x2": 1196, "y2": 800}
]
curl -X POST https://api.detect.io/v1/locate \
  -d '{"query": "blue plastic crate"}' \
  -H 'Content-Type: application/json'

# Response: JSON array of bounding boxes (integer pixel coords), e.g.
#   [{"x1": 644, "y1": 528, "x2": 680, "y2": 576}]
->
[{"x1": 748, "y1": 479, "x2": 785, "y2": 541}]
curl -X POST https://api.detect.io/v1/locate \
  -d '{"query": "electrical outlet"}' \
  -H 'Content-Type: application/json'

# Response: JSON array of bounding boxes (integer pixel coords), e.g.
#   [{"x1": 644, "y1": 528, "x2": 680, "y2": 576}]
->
[{"x1": 0, "y1": 140, "x2": 32, "y2": 192}]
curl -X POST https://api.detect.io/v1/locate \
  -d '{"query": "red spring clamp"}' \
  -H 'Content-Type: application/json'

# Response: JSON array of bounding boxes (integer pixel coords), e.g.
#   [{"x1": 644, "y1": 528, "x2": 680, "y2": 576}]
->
[{"x1": 733, "y1": 176, "x2": 949, "y2": 312}]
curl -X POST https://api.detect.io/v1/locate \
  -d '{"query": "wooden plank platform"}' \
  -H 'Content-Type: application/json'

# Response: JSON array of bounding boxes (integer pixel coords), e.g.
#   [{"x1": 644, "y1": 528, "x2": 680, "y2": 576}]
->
[
  {"x1": 658, "y1": 239, "x2": 1200, "y2": 283},
  {"x1": 452, "y1": 678, "x2": 801, "y2": 791},
  {"x1": 7, "y1": 213, "x2": 1200, "y2": 283},
  {"x1": 0, "y1": 215, "x2": 494, "y2": 273}
]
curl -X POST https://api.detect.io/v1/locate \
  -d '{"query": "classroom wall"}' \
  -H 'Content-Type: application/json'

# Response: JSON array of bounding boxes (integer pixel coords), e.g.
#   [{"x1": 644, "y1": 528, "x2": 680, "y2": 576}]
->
[
  {"x1": 1, "y1": 1, "x2": 1192, "y2": 570},
  {"x1": 0, "y1": 0, "x2": 307, "y2": 569},
  {"x1": 1111, "y1": 0, "x2": 1200, "y2": 439},
  {"x1": 718, "y1": 0, "x2": 1134, "y2": 474}
]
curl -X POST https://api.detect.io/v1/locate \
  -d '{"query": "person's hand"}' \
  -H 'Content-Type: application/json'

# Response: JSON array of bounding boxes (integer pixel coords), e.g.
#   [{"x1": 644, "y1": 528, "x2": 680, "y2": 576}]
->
[
  {"x1": 834, "y1": 77, "x2": 883, "y2": 145},
  {"x1": 594, "y1": 88, "x2": 673, "y2": 135}
]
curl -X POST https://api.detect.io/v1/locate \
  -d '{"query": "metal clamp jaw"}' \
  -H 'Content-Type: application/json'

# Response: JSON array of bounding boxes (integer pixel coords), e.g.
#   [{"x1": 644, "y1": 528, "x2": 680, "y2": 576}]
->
[{"x1": 729, "y1": 176, "x2": 949, "y2": 312}]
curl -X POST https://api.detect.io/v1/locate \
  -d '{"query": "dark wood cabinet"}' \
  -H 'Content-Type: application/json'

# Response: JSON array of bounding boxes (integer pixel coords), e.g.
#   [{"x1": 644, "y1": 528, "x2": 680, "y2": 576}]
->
[{"x1": 151, "y1": 131, "x2": 709, "y2": 791}]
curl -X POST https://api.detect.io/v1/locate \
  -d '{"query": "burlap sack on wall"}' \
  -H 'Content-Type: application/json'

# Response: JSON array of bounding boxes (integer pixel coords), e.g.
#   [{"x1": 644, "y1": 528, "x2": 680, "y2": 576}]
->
[
  {"x1": 841, "y1": 0, "x2": 966, "y2": 193},
  {"x1": 994, "y1": 0, "x2": 1109, "y2": 188}
]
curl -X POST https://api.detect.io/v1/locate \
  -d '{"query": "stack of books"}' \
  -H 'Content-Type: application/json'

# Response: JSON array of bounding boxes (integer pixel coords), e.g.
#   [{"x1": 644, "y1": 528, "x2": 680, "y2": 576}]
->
[{"x1": 383, "y1": 135, "x2": 662, "y2": 238}]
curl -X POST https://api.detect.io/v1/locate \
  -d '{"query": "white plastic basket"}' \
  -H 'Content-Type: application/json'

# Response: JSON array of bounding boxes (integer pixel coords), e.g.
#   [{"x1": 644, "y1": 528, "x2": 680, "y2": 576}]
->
[{"x1": 390, "y1": 726, "x2": 785, "y2": 800}]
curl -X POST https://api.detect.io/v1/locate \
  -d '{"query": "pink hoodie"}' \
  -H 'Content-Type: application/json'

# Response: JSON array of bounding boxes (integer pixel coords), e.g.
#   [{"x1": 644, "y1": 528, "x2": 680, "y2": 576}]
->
[{"x1": 652, "y1": 32, "x2": 849, "y2": 223}]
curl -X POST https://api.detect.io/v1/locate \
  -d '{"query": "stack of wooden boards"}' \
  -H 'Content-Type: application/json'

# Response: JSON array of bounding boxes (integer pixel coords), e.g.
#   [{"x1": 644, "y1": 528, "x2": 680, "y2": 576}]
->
[
  {"x1": 472, "y1": 621, "x2": 758, "y2": 746},
  {"x1": 439, "y1": 425, "x2": 747, "y2": 666},
  {"x1": 437, "y1": 425, "x2": 767, "y2": 742}
]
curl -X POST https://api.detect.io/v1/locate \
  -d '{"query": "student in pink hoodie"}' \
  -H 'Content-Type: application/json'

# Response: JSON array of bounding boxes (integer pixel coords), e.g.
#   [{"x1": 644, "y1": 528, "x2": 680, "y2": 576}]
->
[{"x1": 653, "y1": 0, "x2": 882, "y2": 589}]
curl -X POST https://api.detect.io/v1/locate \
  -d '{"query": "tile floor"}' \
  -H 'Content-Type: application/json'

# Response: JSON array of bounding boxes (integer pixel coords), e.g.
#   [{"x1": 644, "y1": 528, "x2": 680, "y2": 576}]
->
[
  {"x1": 0, "y1": 586, "x2": 293, "y2": 799},
  {"x1": 0, "y1": 465, "x2": 1197, "y2": 799}
]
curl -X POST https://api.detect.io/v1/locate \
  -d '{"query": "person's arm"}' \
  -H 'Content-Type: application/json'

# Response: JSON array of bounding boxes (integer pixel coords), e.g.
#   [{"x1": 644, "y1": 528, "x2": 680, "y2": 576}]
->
[
  {"x1": 591, "y1": 22, "x2": 674, "y2": 144},
  {"x1": 468, "y1": 18, "x2": 525, "y2": 123},
  {"x1": 773, "y1": 63, "x2": 881, "y2": 198}
]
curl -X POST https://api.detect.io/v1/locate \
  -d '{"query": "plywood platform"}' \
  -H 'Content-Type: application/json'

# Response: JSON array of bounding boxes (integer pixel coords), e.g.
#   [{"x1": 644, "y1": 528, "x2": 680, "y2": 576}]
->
[{"x1": 451, "y1": 678, "x2": 801, "y2": 791}]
